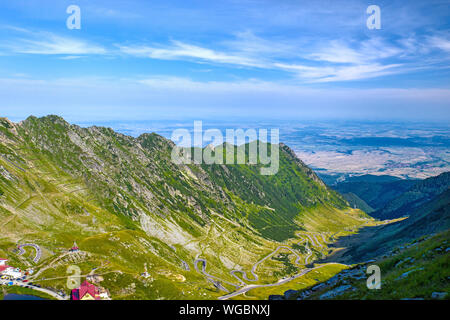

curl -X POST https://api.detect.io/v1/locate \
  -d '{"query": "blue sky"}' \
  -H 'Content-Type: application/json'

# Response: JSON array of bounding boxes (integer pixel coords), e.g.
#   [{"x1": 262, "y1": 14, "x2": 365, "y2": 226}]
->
[{"x1": 0, "y1": 0, "x2": 449, "y2": 122}]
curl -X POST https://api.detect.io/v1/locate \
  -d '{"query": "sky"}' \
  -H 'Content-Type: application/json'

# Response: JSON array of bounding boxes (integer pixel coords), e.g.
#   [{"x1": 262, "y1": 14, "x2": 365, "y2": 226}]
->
[{"x1": 0, "y1": 0, "x2": 449, "y2": 122}]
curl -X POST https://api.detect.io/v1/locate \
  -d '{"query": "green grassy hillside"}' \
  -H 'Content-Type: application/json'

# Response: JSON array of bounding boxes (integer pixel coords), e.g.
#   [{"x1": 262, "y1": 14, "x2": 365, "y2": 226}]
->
[
  {"x1": 296, "y1": 230, "x2": 449, "y2": 300},
  {"x1": 372, "y1": 172, "x2": 450, "y2": 220},
  {"x1": 333, "y1": 176, "x2": 418, "y2": 211},
  {"x1": 343, "y1": 187, "x2": 450, "y2": 262},
  {"x1": 0, "y1": 115, "x2": 367, "y2": 300}
]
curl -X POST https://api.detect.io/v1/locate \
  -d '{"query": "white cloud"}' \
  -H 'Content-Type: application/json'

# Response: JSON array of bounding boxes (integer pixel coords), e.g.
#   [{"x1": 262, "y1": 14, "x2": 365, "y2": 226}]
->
[
  {"x1": 137, "y1": 76, "x2": 292, "y2": 92},
  {"x1": 12, "y1": 33, "x2": 106, "y2": 55},
  {"x1": 1, "y1": 28, "x2": 106, "y2": 56},
  {"x1": 306, "y1": 38, "x2": 404, "y2": 65},
  {"x1": 3, "y1": 25, "x2": 449, "y2": 84},
  {"x1": 58, "y1": 55, "x2": 83, "y2": 60},
  {"x1": 308, "y1": 41, "x2": 365, "y2": 64},
  {"x1": 274, "y1": 61, "x2": 403, "y2": 83},
  {"x1": 222, "y1": 30, "x2": 299, "y2": 58},
  {"x1": 118, "y1": 34, "x2": 427, "y2": 82},
  {"x1": 427, "y1": 35, "x2": 450, "y2": 52},
  {"x1": 119, "y1": 40, "x2": 264, "y2": 68}
]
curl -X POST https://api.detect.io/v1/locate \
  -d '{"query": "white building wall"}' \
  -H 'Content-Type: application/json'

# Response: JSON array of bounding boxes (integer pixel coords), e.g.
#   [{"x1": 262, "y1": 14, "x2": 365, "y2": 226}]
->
[{"x1": 1, "y1": 267, "x2": 23, "y2": 279}]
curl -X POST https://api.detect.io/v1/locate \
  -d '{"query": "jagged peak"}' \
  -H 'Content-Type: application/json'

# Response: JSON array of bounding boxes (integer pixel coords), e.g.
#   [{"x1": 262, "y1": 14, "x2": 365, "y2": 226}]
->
[
  {"x1": 22, "y1": 114, "x2": 69, "y2": 126},
  {"x1": 279, "y1": 142, "x2": 299, "y2": 159},
  {"x1": 39, "y1": 114, "x2": 68, "y2": 125},
  {"x1": 0, "y1": 117, "x2": 15, "y2": 128},
  {"x1": 0, "y1": 117, "x2": 19, "y2": 138},
  {"x1": 137, "y1": 132, "x2": 174, "y2": 150},
  {"x1": 137, "y1": 132, "x2": 165, "y2": 141}
]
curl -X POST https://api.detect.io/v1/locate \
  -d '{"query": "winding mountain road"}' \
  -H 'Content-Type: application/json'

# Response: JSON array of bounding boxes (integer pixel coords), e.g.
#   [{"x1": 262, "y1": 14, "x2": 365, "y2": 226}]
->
[
  {"x1": 195, "y1": 237, "x2": 314, "y2": 290},
  {"x1": 0, "y1": 155, "x2": 26, "y2": 172},
  {"x1": 180, "y1": 260, "x2": 190, "y2": 271},
  {"x1": 230, "y1": 245, "x2": 304, "y2": 284},
  {"x1": 18, "y1": 244, "x2": 42, "y2": 263},
  {"x1": 218, "y1": 263, "x2": 346, "y2": 300},
  {"x1": 298, "y1": 236, "x2": 313, "y2": 264},
  {"x1": 193, "y1": 232, "x2": 336, "y2": 298},
  {"x1": 194, "y1": 259, "x2": 241, "y2": 289}
]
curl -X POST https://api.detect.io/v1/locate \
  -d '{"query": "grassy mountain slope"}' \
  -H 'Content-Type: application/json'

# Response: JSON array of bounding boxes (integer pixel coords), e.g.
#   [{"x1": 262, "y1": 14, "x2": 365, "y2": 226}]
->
[
  {"x1": 333, "y1": 176, "x2": 418, "y2": 212},
  {"x1": 291, "y1": 230, "x2": 449, "y2": 300},
  {"x1": 371, "y1": 172, "x2": 450, "y2": 220},
  {"x1": 325, "y1": 186, "x2": 450, "y2": 263},
  {"x1": 277, "y1": 186, "x2": 450, "y2": 301},
  {"x1": 0, "y1": 115, "x2": 366, "y2": 299},
  {"x1": 340, "y1": 192, "x2": 375, "y2": 213}
]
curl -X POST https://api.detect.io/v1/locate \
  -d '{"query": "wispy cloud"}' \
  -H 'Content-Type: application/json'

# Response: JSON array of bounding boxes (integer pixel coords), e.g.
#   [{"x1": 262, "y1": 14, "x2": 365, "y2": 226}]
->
[
  {"x1": 427, "y1": 35, "x2": 450, "y2": 53},
  {"x1": 1, "y1": 27, "x2": 106, "y2": 55},
  {"x1": 119, "y1": 40, "x2": 264, "y2": 68},
  {"x1": 308, "y1": 38, "x2": 402, "y2": 64},
  {"x1": 274, "y1": 62, "x2": 403, "y2": 83},
  {"x1": 222, "y1": 30, "x2": 299, "y2": 59},
  {"x1": 0, "y1": 0, "x2": 448, "y2": 121},
  {"x1": 2, "y1": 22, "x2": 449, "y2": 84},
  {"x1": 12, "y1": 34, "x2": 106, "y2": 55},
  {"x1": 120, "y1": 32, "x2": 443, "y2": 83},
  {"x1": 283, "y1": 37, "x2": 407, "y2": 82},
  {"x1": 58, "y1": 55, "x2": 84, "y2": 60}
]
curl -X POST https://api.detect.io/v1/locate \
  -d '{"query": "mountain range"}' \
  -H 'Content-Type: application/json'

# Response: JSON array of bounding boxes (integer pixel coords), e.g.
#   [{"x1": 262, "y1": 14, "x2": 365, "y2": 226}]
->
[
  {"x1": 0, "y1": 115, "x2": 448, "y2": 300},
  {"x1": 0, "y1": 115, "x2": 367, "y2": 300}
]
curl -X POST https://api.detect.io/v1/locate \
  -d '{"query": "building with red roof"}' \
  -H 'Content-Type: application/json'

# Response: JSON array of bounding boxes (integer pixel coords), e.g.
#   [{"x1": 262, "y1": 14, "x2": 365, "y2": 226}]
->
[
  {"x1": 69, "y1": 242, "x2": 79, "y2": 252},
  {"x1": 0, "y1": 258, "x2": 23, "y2": 279},
  {"x1": 0, "y1": 265, "x2": 10, "y2": 273},
  {"x1": 71, "y1": 280, "x2": 111, "y2": 300},
  {"x1": 71, "y1": 281, "x2": 105, "y2": 300},
  {"x1": 0, "y1": 259, "x2": 10, "y2": 273}
]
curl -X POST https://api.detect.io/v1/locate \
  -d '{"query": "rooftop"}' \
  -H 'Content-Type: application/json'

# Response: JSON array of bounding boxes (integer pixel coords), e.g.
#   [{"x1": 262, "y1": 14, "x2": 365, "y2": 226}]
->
[
  {"x1": 0, "y1": 265, "x2": 12, "y2": 272},
  {"x1": 72, "y1": 281, "x2": 101, "y2": 300}
]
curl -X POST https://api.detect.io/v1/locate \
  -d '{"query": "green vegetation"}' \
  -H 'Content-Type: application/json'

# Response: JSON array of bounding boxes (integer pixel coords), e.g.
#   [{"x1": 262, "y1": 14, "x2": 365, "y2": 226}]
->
[
  {"x1": 272, "y1": 253, "x2": 299, "y2": 278},
  {"x1": 342, "y1": 187, "x2": 450, "y2": 262},
  {"x1": 240, "y1": 263, "x2": 348, "y2": 300},
  {"x1": 340, "y1": 192, "x2": 374, "y2": 213},
  {"x1": 372, "y1": 172, "x2": 450, "y2": 220},
  {"x1": 0, "y1": 115, "x2": 369, "y2": 300},
  {"x1": 333, "y1": 175, "x2": 418, "y2": 212},
  {"x1": 303, "y1": 230, "x2": 450, "y2": 300}
]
